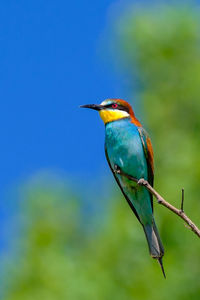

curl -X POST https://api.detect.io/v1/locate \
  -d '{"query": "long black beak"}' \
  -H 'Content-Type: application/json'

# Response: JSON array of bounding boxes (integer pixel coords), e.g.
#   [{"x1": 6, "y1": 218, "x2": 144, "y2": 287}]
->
[{"x1": 80, "y1": 104, "x2": 103, "y2": 111}]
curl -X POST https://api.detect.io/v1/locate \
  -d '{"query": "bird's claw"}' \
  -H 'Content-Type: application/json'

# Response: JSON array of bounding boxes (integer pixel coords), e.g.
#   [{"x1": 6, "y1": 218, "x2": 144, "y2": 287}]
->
[
  {"x1": 137, "y1": 178, "x2": 146, "y2": 186},
  {"x1": 114, "y1": 164, "x2": 121, "y2": 174}
]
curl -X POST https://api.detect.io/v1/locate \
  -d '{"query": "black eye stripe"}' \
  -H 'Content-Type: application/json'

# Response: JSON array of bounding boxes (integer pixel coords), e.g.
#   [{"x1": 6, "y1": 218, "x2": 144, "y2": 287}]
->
[
  {"x1": 118, "y1": 105, "x2": 129, "y2": 113},
  {"x1": 104, "y1": 104, "x2": 129, "y2": 113}
]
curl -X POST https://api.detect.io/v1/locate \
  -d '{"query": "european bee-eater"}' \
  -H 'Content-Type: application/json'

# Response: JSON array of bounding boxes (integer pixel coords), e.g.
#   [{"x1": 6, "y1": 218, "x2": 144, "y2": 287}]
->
[{"x1": 80, "y1": 99, "x2": 165, "y2": 277}]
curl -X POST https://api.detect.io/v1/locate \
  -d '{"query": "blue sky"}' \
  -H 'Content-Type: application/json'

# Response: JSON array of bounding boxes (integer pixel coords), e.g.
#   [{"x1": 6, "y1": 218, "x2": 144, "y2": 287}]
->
[
  {"x1": 0, "y1": 0, "x2": 134, "y2": 200},
  {"x1": 0, "y1": 0, "x2": 140, "y2": 256}
]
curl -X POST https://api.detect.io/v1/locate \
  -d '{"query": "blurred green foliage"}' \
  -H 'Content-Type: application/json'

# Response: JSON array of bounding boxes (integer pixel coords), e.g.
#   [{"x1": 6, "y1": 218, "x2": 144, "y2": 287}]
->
[{"x1": 3, "y1": 2, "x2": 200, "y2": 300}]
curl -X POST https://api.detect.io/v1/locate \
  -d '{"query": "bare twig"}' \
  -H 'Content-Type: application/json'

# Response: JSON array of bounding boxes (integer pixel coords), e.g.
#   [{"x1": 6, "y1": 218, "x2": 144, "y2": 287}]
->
[{"x1": 114, "y1": 166, "x2": 200, "y2": 238}]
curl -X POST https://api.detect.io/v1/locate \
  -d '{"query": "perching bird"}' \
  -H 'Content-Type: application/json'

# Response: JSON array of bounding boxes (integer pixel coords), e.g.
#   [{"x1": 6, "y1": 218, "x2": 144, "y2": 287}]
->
[{"x1": 80, "y1": 98, "x2": 165, "y2": 278}]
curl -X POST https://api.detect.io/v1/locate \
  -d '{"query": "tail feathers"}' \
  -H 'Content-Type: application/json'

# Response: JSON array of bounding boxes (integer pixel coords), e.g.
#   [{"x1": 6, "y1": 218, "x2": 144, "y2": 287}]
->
[
  {"x1": 143, "y1": 220, "x2": 166, "y2": 278},
  {"x1": 158, "y1": 257, "x2": 166, "y2": 279}
]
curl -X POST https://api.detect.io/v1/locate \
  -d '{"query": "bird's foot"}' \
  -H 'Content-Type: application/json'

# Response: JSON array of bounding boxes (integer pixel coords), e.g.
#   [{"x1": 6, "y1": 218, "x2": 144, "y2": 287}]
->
[
  {"x1": 137, "y1": 178, "x2": 148, "y2": 186},
  {"x1": 114, "y1": 164, "x2": 121, "y2": 174}
]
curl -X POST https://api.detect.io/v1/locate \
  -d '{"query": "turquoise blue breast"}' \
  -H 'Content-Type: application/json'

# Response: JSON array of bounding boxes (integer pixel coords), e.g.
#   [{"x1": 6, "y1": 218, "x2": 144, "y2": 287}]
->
[{"x1": 105, "y1": 118, "x2": 148, "y2": 179}]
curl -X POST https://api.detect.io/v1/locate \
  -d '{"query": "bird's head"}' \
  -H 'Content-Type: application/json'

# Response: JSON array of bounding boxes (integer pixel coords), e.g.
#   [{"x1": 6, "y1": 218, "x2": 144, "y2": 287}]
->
[{"x1": 80, "y1": 98, "x2": 141, "y2": 126}]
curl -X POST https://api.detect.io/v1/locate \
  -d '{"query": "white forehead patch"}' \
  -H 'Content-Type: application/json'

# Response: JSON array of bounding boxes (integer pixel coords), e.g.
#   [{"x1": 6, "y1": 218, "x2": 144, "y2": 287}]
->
[{"x1": 101, "y1": 100, "x2": 109, "y2": 105}]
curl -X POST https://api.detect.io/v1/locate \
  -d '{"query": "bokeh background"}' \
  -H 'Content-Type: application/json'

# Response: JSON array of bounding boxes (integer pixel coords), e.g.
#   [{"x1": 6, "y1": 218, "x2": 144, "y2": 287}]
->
[{"x1": 1, "y1": 0, "x2": 200, "y2": 299}]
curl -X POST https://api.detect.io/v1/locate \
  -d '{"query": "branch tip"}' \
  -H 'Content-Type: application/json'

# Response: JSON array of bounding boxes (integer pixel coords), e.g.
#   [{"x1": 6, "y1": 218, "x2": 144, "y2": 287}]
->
[{"x1": 181, "y1": 188, "x2": 184, "y2": 213}]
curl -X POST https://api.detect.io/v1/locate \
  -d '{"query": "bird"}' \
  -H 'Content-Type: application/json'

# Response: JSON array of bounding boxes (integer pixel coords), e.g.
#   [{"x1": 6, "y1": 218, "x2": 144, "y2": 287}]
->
[{"x1": 80, "y1": 98, "x2": 165, "y2": 278}]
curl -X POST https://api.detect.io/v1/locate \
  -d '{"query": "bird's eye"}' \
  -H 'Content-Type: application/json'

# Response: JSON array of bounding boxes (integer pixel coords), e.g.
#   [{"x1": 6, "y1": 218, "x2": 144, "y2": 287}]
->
[{"x1": 112, "y1": 103, "x2": 118, "y2": 109}]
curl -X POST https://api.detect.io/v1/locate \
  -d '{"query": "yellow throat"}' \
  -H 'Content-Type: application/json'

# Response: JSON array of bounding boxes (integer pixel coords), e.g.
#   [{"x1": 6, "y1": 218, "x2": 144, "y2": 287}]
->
[{"x1": 99, "y1": 109, "x2": 130, "y2": 124}]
